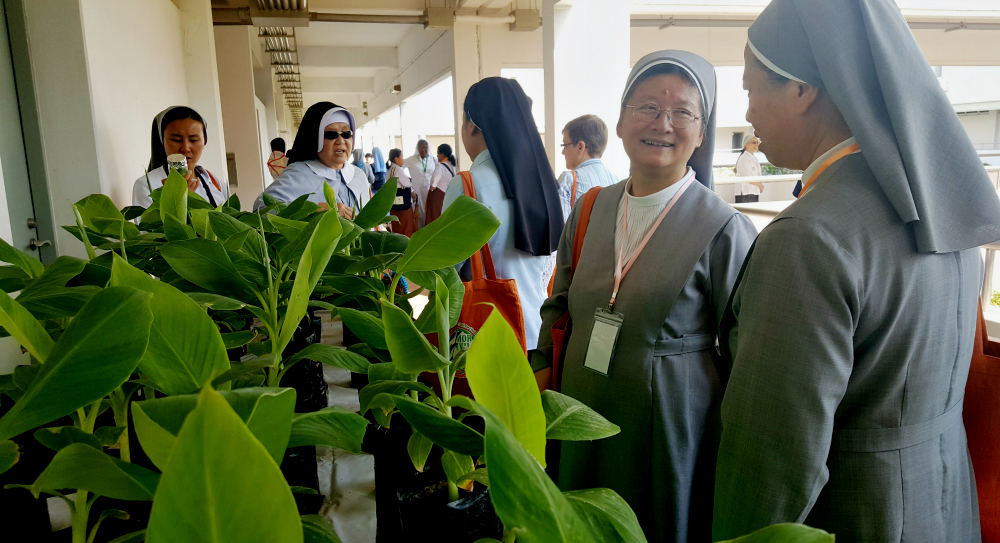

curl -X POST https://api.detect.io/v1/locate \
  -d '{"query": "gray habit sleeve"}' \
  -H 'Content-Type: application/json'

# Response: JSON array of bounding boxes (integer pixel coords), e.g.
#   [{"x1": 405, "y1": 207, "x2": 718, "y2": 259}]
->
[{"x1": 714, "y1": 216, "x2": 861, "y2": 539}]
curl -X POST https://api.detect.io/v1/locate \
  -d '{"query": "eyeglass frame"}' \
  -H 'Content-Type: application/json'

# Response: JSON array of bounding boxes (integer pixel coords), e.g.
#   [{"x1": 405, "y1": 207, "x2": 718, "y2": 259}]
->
[
  {"x1": 623, "y1": 104, "x2": 702, "y2": 129},
  {"x1": 324, "y1": 130, "x2": 354, "y2": 141}
]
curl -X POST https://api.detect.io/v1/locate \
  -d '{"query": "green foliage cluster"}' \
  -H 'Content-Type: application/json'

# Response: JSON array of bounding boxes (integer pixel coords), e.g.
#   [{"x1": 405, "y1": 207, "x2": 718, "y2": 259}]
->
[{"x1": 0, "y1": 168, "x2": 833, "y2": 543}]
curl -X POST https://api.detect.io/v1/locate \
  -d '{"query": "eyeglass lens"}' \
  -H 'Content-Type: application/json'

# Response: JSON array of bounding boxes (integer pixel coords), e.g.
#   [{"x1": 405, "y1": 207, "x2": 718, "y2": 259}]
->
[{"x1": 324, "y1": 130, "x2": 353, "y2": 140}]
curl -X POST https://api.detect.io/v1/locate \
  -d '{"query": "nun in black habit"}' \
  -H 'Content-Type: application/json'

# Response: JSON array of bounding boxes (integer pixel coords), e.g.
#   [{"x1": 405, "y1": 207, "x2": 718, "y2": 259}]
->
[{"x1": 441, "y1": 77, "x2": 564, "y2": 351}]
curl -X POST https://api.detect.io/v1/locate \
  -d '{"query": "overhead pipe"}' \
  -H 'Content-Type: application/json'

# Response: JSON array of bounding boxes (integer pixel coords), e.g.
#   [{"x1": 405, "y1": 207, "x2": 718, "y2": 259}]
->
[
  {"x1": 631, "y1": 17, "x2": 1000, "y2": 31},
  {"x1": 214, "y1": 8, "x2": 521, "y2": 26}
]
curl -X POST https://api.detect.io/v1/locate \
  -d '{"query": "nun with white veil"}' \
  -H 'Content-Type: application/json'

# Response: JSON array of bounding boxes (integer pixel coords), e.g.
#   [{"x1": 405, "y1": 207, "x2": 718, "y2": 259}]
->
[
  {"x1": 254, "y1": 102, "x2": 371, "y2": 216},
  {"x1": 714, "y1": 1, "x2": 1000, "y2": 541}
]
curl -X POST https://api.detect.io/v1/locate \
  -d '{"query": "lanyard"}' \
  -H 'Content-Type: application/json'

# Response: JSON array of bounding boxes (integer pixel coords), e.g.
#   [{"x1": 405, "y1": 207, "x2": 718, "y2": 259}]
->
[
  {"x1": 797, "y1": 143, "x2": 860, "y2": 198},
  {"x1": 421, "y1": 157, "x2": 429, "y2": 173},
  {"x1": 611, "y1": 174, "x2": 696, "y2": 310}
]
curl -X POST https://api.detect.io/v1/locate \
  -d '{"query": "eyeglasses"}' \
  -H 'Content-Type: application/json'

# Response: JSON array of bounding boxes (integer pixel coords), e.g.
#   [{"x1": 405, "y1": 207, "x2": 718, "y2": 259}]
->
[
  {"x1": 324, "y1": 130, "x2": 353, "y2": 140},
  {"x1": 624, "y1": 104, "x2": 701, "y2": 129},
  {"x1": 560, "y1": 142, "x2": 579, "y2": 149}
]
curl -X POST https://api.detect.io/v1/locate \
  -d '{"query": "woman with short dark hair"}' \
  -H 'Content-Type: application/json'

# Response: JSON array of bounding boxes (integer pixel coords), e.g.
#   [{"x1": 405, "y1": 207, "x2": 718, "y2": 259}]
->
[
  {"x1": 424, "y1": 143, "x2": 456, "y2": 224},
  {"x1": 386, "y1": 148, "x2": 416, "y2": 236}
]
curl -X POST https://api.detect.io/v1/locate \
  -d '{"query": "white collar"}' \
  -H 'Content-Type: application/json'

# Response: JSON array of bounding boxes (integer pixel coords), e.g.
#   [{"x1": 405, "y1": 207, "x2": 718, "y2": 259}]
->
[
  {"x1": 801, "y1": 137, "x2": 858, "y2": 185},
  {"x1": 306, "y1": 160, "x2": 354, "y2": 183},
  {"x1": 624, "y1": 167, "x2": 694, "y2": 207}
]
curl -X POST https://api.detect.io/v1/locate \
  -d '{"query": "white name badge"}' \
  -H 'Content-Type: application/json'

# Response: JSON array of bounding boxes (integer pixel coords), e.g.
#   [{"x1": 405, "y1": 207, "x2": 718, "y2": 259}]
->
[
  {"x1": 394, "y1": 196, "x2": 404, "y2": 205},
  {"x1": 583, "y1": 309, "x2": 624, "y2": 376}
]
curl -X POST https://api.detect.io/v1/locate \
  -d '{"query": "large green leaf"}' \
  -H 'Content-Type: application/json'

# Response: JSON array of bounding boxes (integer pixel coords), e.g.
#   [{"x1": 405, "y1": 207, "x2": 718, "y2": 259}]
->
[
  {"x1": 0, "y1": 287, "x2": 153, "y2": 441},
  {"x1": 17, "y1": 256, "x2": 87, "y2": 297},
  {"x1": 541, "y1": 390, "x2": 620, "y2": 442},
  {"x1": 394, "y1": 195, "x2": 500, "y2": 273},
  {"x1": 389, "y1": 394, "x2": 483, "y2": 456},
  {"x1": 466, "y1": 310, "x2": 547, "y2": 467},
  {"x1": 279, "y1": 214, "x2": 322, "y2": 265},
  {"x1": 302, "y1": 515, "x2": 342, "y2": 543},
  {"x1": 277, "y1": 211, "x2": 343, "y2": 356},
  {"x1": 441, "y1": 450, "x2": 475, "y2": 486},
  {"x1": 0, "y1": 236, "x2": 43, "y2": 278},
  {"x1": 30, "y1": 443, "x2": 159, "y2": 500},
  {"x1": 208, "y1": 210, "x2": 252, "y2": 241},
  {"x1": 0, "y1": 292, "x2": 55, "y2": 362},
  {"x1": 337, "y1": 307, "x2": 387, "y2": 350},
  {"x1": 159, "y1": 239, "x2": 253, "y2": 293},
  {"x1": 145, "y1": 387, "x2": 302, "y2": 543},
  {"x1": 381, "y1": 301, "x2": 449, "y2": 373},
  {"x1": 269, "y1": 215, "x2": 308, "y2": 242},
  {"x1": 0, "y1": 440, "x2": 19, "y2": 476},
  {"x1": 132, "y1": 387, "x2": 295, "y2": 470},
  {"x1": 406, "y1": 267, "x2": 463, "y2": 329},
  {"x1": 74, "y1": 193, "x2": 123, "y2": 225},
  {"x1": 159, "y1": 169, "x2": 189, "y2": 232},
  {"x1": 186, "y1": 292, "x2": 246, "y2": 310},
  {"x1": 360, "y1": 230, "x2": 410, "y2": 258},
  {"x1": 0, "y1": 264, "x2": 30, "y2": 293},
  {"x1": 284, "y1": 343, "x2": 371, "y2": 374},
  {"x1": 287, "y1": 406, "x2": 367, "y2": 453},
  {"x1": 335, "y1": 218, "x2": 364, "y2": 253},
  {"x1": 33, "y1": 425, "x2": 102, "y2": 451},
  {"x1": 190, "y1": 209, "x2": 216, "y2": 240},
  {"x1": 476, "y1": 400, "x2": 595, "y2": 543},
  {"x1": 716, "y1": 524, "x2": 835, "y2": 543},
  {"x1": 353, "y1": 177, "x2": 397, "y2": 230},
  {"x1": 111, "y1": 255, "x2": 230, "y2": 395},
  {"x1": 563, "y1": 489, "x2": 646, "y2": 543},
  {"x1": 358, "y1": 379, "x2": 432, "y2": 414},
  {"x1": 17, "y1": 285, "x2": 101, "y2": 320}
]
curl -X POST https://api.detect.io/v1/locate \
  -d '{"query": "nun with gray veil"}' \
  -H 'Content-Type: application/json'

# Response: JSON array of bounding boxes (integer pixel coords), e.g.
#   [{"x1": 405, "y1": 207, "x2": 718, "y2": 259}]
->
[
  {"x1": 254, "y1": 102, "x2": 371, "y2": 217},
  {"x1": 534, "y1": 50, "x2": 756, "y2": 542},
  {"x1": 714, "y1": 0, "x2": 1000, "y2": 541}
]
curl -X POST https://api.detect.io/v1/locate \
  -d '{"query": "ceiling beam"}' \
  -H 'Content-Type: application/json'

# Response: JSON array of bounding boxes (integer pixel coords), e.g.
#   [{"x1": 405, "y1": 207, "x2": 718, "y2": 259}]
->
[
  {"x1": 301, "y1": 92, "x2": 364, "y2": 107},
  {"x1": 301, "y1": 76, "x2": 374, "y2": 93},
  {"x1": 297, "y1": 46, "x2": 397, "y2": 68}
]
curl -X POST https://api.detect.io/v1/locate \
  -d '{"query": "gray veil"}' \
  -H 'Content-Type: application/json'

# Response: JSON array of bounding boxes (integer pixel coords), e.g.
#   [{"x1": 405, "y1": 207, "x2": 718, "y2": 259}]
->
[
  {"x1": 622, "y1": 50, "x2": 718, "y2": 190},
  {"x1": 748, "y1": 0, "x2": 1000, "y2": 253}
]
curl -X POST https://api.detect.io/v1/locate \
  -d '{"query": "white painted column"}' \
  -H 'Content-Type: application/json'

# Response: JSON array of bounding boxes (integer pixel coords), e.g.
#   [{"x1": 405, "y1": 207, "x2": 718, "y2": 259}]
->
[
  {"x1": 214, "y1": 26, "x2": 266, "y2": 209},
  {"x1": 451, "y1": 23, "x2": 480, "y2": 170},
  {"x1": 544, "y1": 0, "x2": 631, "y2": 180},
  {"x1": 177, "y1": 0, "x2": 229, "y2": 188}
]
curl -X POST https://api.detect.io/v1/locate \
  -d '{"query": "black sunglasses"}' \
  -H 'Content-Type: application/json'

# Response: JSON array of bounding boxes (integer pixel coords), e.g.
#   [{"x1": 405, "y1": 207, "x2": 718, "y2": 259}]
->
[{"x1": 324, "y1": 130, "x2": 353, "y2": 140}]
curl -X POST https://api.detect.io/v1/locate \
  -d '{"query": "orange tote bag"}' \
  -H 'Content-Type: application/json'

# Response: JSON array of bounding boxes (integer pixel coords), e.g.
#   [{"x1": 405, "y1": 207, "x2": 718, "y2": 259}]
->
[{"x1": 966, "y1": 301, "x2": 1000, "y2": 542}]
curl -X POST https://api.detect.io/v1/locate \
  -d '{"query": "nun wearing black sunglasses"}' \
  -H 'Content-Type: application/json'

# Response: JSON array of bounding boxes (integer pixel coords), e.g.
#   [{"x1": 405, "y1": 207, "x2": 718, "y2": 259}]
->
[{"x1": 254, "y1": 102, "x2": 371, "y2": 217}]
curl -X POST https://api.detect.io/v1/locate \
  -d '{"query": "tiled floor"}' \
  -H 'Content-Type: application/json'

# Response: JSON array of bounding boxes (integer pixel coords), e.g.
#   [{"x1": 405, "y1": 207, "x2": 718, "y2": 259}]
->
[{"x1": 315, "y1": 311, "x2": 377, "y2": 543}]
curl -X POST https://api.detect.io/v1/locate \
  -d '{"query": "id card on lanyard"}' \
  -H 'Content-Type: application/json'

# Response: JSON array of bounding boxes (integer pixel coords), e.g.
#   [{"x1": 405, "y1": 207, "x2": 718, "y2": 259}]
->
[{"x1": 583, "y1": 174, "x2": 697, "y2": 376}]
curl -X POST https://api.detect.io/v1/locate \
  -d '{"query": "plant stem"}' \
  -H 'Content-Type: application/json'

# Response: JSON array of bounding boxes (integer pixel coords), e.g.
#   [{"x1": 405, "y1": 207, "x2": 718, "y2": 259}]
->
[
  {"x1": 437, "y1": 369, "x2": 452, "y2": 418},
  {"x1": 502, "y1": 527, "x2": 517, "y2": 543},
  {"x1": 447, "y1": 480, "x2": 459, "y2": 503},
  {"x1": 71, "y1": 490, "x2": 90, "y2": 543},
  {"x1": 387, "y1": 273, "x2": 402, "y2": 304}
]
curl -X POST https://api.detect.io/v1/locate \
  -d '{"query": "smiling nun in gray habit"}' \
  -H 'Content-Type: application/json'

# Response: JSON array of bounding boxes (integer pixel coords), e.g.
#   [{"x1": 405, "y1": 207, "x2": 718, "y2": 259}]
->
[
  {"x1": 714, "y1": 1, "x2": 1000, "y2": 541},
  {"x1": 253, "y1": 102, "x2": 371, "y2": 214},
  {"x1": 535, "y1": 50, "x2": 756, "y2": 542}
]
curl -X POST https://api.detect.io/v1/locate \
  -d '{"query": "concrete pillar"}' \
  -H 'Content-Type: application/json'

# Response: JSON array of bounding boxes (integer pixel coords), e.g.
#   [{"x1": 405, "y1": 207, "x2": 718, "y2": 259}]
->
[
  {"x1": 451, "y1": 23, "x2": 479, "y2": 170},
  {"x1": 544, "y1": 0, "x2": 631, "y2": 180},
  {"x1": 214, "y1": 26, "x2": 265, "y2": 209},
  {"x1": 176, "y1": 0, "x2": 228, "y2": 189}
]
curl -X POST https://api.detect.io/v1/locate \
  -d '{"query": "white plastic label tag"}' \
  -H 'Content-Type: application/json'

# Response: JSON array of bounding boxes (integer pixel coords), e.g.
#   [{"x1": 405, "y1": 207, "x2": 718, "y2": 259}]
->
[
  {"x1": 394, "y1": 196, "x2": 404, "y2": 205},
  {"x1": 583, "y1": 309, "x2": 623, "y2": 376}
]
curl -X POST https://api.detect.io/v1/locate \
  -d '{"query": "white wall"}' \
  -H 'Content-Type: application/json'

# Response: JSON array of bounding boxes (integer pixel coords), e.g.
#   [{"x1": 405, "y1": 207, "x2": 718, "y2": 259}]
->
[{"x1": 81, "y1": 0, "x2": 188, "y2": 208}]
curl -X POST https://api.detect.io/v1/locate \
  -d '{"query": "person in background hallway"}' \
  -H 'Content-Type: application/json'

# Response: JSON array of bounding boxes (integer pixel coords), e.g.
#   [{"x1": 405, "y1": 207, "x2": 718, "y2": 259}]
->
[
  {"x1": 254, "y1": 101, "x2": 371, "y2": 218},
  {"x1": 365, "y1": 153, "x2": 373, "y2": 165},
  {"x1": 557, "y1": 114, "x2": 619, "y2": 220},
  {"x1": 268, "y1": 137, "x2": 288, "y2": 179},
  {"x1": 712, "y1": 1, "x2": 1000, "y2": 541},
  {"x1": 534, "y1": 51, "x2": 756, "y2": 542},
  {"x1": 371, "y1": 147, "x2": 388, "y2": 192},
  {"x1": 404, "y1": 139, "x2": 437, "y2": 228},
  {"x1": 734, "y1": 134, "x2": 763, "y2": 203},
  {"x1": 387, "y1": 148, "x2": 417, "y2": 237},
  {"x1": 133, "y1": 106, "x2": 227, "y2": 208},
  {"x1": 425, "y1": 143, "x2": 456, "y2": 225},
  {"x1": 443, "y1": 77, "x2": 563, "y2": 351},
  {"x1": 353, "y1": 149, "x2": 375, "y2": 186}
]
